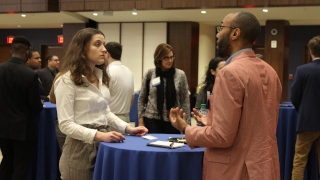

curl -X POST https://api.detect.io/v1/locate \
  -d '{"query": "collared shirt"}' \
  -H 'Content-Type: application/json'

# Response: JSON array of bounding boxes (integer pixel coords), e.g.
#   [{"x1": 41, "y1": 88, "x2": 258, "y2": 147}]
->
[
  {"x1": 107, "y1": 61, "x2": 134, "y2": 114},
  {"x1": 223, "y1": 48, "x2": 252, "y2": 67},
  {"x1": 54, "y1": 67, "x2": 129, "y2": 143},
  {"x1": 48, "y1": 66, "x2": 59, "y2": 76}
]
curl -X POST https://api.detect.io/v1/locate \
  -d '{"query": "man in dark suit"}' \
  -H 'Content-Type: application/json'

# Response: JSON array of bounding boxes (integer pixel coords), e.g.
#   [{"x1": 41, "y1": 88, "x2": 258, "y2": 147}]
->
[
  {"x1": 291, "y1": 35, "x2": 320, "y2": 180},
  {"x1": 37, "y1": 54, "x2": 60, "y2": 95},
  {"x1": 0, "y1": 37, "x2": 43, "y2": 179},
  {"x1": 25, "y1": 49, "x2": 49, "y2": 101}
]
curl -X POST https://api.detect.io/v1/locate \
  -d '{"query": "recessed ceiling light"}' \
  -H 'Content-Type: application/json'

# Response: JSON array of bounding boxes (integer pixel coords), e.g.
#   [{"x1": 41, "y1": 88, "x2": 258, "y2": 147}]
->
[
  {"x1": 263, "y1": 9, "x2": 268, "y2": 12},
  {"x1": 61, "y1": 24, "x2": 63, "y2": 27},
  {"x1": 21, "y1": 14, "x2": 26, "y2": 17},
  {"x1": 17, "y1": 25, "x2": 21, "y2": 27},
  {"x1": 201, "y1": 11, "x2": 206, "y2": 14},
  {"x1": 132, "y1": 12, "x2": 137, "y2": 15},
  {"x1": 93, "y1": 13, "x2": 98, "y2": 16}
]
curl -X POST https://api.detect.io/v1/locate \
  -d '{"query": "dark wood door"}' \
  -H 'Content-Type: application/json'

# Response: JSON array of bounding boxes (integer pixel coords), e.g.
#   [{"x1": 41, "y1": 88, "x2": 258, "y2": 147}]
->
[
  {"x1": 40, "y1": 44, "x2": 63, "y2": 68},
  {"x1": 0, "y1": 44, "x2": 12, "y2": 63}
]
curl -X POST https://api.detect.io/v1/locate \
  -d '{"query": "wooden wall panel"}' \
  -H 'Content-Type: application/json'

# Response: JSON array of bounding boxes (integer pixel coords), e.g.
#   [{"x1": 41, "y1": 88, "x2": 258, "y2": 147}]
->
[
  {"x1": 167, "y1": 22, "x2": 199, "y2": 93},
  {"x1": 270, "y1": 0, "x2": 320, "y2": 6},
  {"x1": 85, "y1": 2, "x2": 109, "y2": 10},
  {"x1": 0, "y1": 0, "x2": 20, "y2": 4},
  {"x1": 60, "y1": 2, "x2": 84, "y2": 11},
  {"x1": 60, "y1": 0, "x2": 83, "y2": 2},
  {"x1": 0, "y1": 5, "x2": 20, "y2": 12},
  {"x1": 162, "y1": 0, "x2": 237, "y2": 8},
  {"x1": 264, "y1": 20, "x2": 290, "y2": 102},
  {"x1": 22, "y1": 3, "x2": 47, "y2": 12},
  {"x1": 21, "y1": 0, "x2": 59, "y2": 12},
  {"x1": 110, "y1": 0, "x2": 135, "y2": 10},
  {"x1": 62, "y1": 23, "x2": 86, "y2": 56},
  {"x1": 238, "y1": 0, "x2": 269, "y2": 6},
  {"x1": 21, "y1": 0, "x2": 47, "y2": 3},
  {"x1": 136, "y1": 0, "x2": 161, "y2": 9}
]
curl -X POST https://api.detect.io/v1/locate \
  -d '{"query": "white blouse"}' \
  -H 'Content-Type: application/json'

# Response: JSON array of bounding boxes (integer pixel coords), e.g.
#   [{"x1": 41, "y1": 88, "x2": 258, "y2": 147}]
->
[{"x1": 54, "y1": 68, "x2": 129, "y2": 143}]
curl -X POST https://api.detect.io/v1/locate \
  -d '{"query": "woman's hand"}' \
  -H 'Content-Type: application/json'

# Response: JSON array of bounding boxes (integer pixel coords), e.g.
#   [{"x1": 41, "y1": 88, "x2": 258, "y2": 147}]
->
[
  {"x1": 94, "y1": 131, "x2": 126, "y2": 143},
  {"x1": 125, "y1": 126, "x2": 148, "y2": 136}
]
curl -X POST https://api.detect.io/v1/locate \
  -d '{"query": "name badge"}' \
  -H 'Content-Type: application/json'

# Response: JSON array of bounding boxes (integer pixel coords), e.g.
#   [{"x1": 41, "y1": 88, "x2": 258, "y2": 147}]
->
[{"x1": 151, "y1": 77, "x2": 161, "y2": 87}]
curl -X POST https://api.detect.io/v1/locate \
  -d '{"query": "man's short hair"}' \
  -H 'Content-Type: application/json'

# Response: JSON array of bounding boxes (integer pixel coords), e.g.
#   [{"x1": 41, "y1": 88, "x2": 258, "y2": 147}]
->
[
  {"x1": 105, "y1": 42, "x2": 122, "y2": 60},
  {"x1": 308, "y1": 35, "x2": 320, "y2": 57},
  {"x1": 45, "y1": 54, "x2": 56, "y2": 64},
  {"x1": 11, "y1": 36, "x2": 31, "y2": 54},
  {"x1": 27, "y1": 49, "x2": 38, "y2": 59},
  {"x1": 232, "y1": 11, "x2": 261, "y2": 44}
]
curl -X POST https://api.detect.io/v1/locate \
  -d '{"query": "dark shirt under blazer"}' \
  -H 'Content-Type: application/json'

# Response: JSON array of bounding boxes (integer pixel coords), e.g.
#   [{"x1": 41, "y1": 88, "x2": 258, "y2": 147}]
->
[
  {"x1": 291, "y1": 59, "x2": 320, "y2": 131},
  {"x1": 0, "y1": 57, "x2": 43, "y2": 141},
  {"x1": 37, "y1": 67, "x2": 58, "y2": 96}
]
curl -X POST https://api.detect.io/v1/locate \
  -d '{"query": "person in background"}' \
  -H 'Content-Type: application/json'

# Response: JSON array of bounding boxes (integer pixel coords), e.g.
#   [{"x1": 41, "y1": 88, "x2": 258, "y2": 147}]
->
[
  {"x1": 138, "y1": 43, "x2": 190, "y2": 134},
  {"x1": 54, "y1": 28, "x2": 148, "y2": 179},
  {"x1": 105, "y1": 42, "x2": 135, "y2": 133},
  {"x1": 291, "y1": 35, "x2": 320, "y2": 180},
  {"x1": 195, "y1": 57, "x2": 225, "y2": 111},
  {"x1": 37, "y1": 54, "x2": 60, "y2": 95},
  {"x1": 0, "y1": 36, "x2": 43, "y2": 180},
  {"x1": 169, "y1": 11, "x2": 282, "y2": 179},
  {"x1": 25, "y1": 49, "x2": 49, "y2": 101}
]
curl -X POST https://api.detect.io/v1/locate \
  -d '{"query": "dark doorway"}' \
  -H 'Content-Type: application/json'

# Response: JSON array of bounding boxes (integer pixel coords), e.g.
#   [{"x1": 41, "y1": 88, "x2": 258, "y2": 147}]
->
[
  {"x1": 40, "y1": 44, "x2": 63, "y2": 68},
  {"x1": 0, "y1": 44, "x2": 12, "y2": 63}
]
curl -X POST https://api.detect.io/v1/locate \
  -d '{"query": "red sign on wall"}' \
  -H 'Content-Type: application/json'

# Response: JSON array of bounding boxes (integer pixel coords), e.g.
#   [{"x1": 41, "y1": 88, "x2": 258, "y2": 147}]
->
[{"x1": 7, "y1": 36, "x2": 14, "y2": 44}]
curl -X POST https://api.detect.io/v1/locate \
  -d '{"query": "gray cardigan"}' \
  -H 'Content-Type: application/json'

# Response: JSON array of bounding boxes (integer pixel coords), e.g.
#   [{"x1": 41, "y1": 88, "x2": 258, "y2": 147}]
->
[{"x1": 138, "y1": 68, "x2": 190, "y2": 124}]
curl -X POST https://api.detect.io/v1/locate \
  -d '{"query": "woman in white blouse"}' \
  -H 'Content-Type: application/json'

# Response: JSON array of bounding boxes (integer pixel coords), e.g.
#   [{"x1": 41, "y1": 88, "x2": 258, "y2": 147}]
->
[{"x1": 54, "y1": 28, "x2": 148, "y2": 180}]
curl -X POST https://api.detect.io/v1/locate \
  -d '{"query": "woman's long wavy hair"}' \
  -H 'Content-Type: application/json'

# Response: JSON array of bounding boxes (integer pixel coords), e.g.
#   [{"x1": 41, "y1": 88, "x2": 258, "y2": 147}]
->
[
  {"x1": 202, "y1": 57, "x2": 225, "y2": 92},
  {"x1": 60, "y1": 28, "x2": 109, "y2": 87}
]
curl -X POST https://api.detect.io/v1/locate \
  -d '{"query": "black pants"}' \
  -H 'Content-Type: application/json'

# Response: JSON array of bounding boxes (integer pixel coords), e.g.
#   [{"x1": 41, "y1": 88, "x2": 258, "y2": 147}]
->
[
  {"x1": 0, "y1": 138, "x2": 35, "y2": 180},
  {"x1": 144, "y1": 117, "x2": 180, "y2": 134}
]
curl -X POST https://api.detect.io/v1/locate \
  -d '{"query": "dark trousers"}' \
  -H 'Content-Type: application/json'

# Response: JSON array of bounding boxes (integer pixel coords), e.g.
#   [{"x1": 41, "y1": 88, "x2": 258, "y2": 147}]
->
[
  {"x1": 144, "y1": 117, "x2": 180, "y2": 134},
  {"x1": 0, "y1": 138, "x2": 35, "y2": 180}
]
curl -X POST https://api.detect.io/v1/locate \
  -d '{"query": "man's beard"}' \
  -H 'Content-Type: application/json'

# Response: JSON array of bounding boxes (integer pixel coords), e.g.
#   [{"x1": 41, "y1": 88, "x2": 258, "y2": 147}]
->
[{"x1": 217, "y1": 32, "x2": 232, "y2": 58}]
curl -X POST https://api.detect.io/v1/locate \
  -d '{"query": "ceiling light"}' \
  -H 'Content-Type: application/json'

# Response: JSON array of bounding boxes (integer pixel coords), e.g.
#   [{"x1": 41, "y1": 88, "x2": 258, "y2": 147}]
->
[
  {"x1": 93, "y1": 13, "x2": 98, "y2": 16},
  {"x1": 263, "y1": 9, "x2": 268, "y2": 12},
  {"x1": 132, "y1": 12, "x2": 137, "y2": 15},
  {"x1": 21, "y1": 14, "x2": 26, "y2": 17},
  {"x1": 17, "y1": 25, "x2": 21, "y2": 27},
  {"x1": 201, "y1": 11, "x2": 206, "y2": 14}
]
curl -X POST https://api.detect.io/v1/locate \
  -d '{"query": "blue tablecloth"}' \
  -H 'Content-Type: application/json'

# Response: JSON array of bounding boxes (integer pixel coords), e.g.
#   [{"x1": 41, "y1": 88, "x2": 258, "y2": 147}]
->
[
  {"x1": 93, "y1": 134, "x2": 204, "y2": 180},
  {"x1": 28, "y1": 102, "x2": 61, "y2": 180},
  {"x1": 129, "y1": 92, "x2": 139, "y2": 126},
  {"x1": 277, "y1": 105, "x2": 318, "y2": 180}
]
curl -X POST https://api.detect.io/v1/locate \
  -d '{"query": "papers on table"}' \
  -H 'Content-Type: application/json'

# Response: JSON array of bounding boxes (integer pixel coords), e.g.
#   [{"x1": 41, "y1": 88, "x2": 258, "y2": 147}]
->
[
  {"x1": 147, "y1": 141, "x2": 185, "y2": 149},
  {"x1": 142, "y1": 135, "x2": 158, "y2": 140}
]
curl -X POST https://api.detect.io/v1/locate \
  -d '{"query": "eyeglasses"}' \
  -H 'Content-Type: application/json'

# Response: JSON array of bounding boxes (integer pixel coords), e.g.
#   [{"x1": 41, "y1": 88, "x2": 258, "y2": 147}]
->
[
  {"x1": 53, "y1": 60, "x2": 60, "y2": 62},
  {"x1": 216, "y1": 25, "x2": 238, "y2": 33},
  {"x1": 163, "y1": 56, "x2": 175, "y2": 61}
]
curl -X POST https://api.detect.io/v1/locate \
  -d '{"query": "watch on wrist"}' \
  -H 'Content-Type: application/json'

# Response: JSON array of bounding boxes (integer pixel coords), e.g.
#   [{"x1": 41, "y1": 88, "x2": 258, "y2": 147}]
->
[{"x1": 182, "y1": 126, "x2": 187, "y2": 134}]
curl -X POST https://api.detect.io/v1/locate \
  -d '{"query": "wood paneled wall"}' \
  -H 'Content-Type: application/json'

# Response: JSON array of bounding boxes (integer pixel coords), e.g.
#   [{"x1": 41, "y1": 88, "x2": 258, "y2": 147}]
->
[
  {"x1": 167, "y1": 22, "x2": 199, "y2": 94},
  {"x1": 264, "y1": 20, "x2": 290, "y2": 103},
  {"x1": 0, "y1": 0, "x2": 59, "y2": 12},
  {"x1": 2, "y1": 0, "x2": 320, "y2": 12}
]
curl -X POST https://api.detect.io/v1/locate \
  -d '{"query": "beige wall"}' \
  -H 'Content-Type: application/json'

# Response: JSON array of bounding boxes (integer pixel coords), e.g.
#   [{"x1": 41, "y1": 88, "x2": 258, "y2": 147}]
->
[{"x1": 198, "y1": 23, "x2": 216, "y2": 87}]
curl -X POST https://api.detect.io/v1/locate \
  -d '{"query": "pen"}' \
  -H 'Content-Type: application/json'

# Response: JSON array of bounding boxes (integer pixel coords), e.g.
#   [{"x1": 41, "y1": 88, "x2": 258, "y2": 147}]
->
[{"x1": 170, "y1": 142, "x2": 174, "y2": 149}]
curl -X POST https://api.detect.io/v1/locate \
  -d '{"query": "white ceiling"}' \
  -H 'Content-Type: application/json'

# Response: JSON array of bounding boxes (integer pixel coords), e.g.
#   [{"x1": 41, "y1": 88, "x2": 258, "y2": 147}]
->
[{"x1": 1, "y1": 6, "x2": 320, "y2": 29}]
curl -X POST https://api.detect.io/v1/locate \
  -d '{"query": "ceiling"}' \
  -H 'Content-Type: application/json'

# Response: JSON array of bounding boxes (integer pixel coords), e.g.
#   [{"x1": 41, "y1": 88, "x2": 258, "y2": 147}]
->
[{"x1": 1, "y1": 6, "x2": 320, "y2": 29}]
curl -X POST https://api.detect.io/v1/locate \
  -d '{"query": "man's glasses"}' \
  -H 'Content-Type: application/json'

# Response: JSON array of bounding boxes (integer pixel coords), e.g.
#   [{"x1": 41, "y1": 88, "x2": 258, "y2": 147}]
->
[
  {"x1": 53, "y1": 60, "x2": 60, "y2": 62},
  {"x1": 216, "y1": 25, "x2": 238, "y2": 33},
  {"x1": 163, "y1": 56, "x2": 175, "y2": 61}
]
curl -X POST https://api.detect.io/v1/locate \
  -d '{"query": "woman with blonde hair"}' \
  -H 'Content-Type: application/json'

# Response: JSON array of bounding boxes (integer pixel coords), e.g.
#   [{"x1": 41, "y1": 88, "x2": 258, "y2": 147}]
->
[
  {"x1": 54, "y1": 28, "x2": 148, "y2": 179},
  {"x1": 138, "y1": 43, "x2": 190, "y2": 134}
]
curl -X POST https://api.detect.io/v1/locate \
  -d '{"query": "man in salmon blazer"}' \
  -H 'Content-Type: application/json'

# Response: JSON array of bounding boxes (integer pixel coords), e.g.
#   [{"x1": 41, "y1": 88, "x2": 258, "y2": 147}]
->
[{"x1": 170, "y1": 11, "x2": 282, "y2": 180}]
